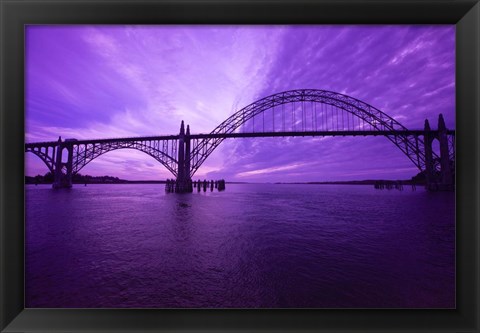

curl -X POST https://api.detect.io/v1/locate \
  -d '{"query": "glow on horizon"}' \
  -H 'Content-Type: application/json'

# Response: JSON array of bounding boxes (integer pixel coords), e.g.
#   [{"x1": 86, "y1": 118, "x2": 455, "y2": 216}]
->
[{"x1": 25, "y1": 25, "x2": 455, "y2": 181}]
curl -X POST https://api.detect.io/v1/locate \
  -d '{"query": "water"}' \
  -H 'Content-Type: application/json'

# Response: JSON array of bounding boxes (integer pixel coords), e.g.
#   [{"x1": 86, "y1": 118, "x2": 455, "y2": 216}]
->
[{"x1": 25, "y1": 184, "x2": 455, "y2": 308}]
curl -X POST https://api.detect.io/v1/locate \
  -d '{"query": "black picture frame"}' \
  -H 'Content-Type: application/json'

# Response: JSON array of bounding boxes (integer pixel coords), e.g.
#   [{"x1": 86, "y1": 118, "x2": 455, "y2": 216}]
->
[{"x1": 1, "y1": 0, "x2": 479, "y2": 332}]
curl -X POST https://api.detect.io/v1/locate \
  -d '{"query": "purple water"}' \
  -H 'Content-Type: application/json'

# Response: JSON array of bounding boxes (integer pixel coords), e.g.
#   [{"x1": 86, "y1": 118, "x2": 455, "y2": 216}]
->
[{"x1": 25, "y1": 184, "x2": 455, "y2": 308}]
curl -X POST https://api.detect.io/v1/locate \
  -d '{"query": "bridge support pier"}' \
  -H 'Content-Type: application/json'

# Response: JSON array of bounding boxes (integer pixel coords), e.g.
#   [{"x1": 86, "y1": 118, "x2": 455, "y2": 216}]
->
[
  {"x1": 175, "y1": 121, "x2": 193, "y2": 193},
  {"x1": 52, "y1": 137, "x2": 73, "y2": 189}
]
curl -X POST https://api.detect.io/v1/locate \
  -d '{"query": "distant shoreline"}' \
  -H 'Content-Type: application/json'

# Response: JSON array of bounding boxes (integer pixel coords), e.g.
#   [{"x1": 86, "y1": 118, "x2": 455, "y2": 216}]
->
[
  {"x1": 275, "y1": 180, "x2": 423, "y2": 185},
  {"x1": 26, "y1": 172, "x2": 426, "y2": 186},
  {"x1": 26, "y1": 180, "x2": 424, "y2": 186}
]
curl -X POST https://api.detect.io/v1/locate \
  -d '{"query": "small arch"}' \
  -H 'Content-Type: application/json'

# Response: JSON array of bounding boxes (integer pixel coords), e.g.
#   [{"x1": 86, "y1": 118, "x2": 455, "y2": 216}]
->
[
  {"x1": 72, "y1": 144, "x2": 178, "y2": 177},
  {"x1": 61, "y1": 147, "x2": 69, "y2": 164},
  {"x1": 77, "y1": 148, "x2": 175, "y2": 179}
]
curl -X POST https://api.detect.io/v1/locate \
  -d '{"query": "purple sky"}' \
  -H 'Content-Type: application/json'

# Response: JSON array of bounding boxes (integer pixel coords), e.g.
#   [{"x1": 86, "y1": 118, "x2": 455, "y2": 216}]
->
[{"x1": 25, "y1": 25, "x2": 455, "y2": 182}]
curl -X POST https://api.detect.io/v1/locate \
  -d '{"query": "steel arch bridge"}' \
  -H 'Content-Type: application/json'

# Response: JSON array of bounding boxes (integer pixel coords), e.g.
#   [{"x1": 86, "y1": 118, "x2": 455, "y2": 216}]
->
[
  {"x1": 26, "y1": 136, "x2": 179, "y2": 176},
  {"x1": 25, "y1": 89, "x2": 455, "y2": 190},
  {"x1": 189, "y1": 89, "x2": 438, "y2": 176}
]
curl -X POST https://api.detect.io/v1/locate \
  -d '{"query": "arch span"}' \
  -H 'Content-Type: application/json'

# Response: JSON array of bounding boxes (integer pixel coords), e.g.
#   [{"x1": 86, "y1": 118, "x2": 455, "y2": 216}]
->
[
  {"x1": 189, "y1": 89, "x2": 435, "y2": 177},
  {"x1": 71, "y1": 141, "x2": 178, "y2": 177}
]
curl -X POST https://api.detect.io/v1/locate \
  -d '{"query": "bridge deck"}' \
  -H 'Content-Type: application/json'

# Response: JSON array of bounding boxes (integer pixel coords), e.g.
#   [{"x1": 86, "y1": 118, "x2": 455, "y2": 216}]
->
[
  {"x1": 189, "y1": 130, "x2": 455, "y2": 139},
  {"x1": 25, "y1": 130, "x2": 454, "y2": 147}
]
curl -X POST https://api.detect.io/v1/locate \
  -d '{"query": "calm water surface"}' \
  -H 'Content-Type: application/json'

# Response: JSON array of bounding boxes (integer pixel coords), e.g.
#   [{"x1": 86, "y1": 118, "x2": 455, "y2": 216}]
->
[{"x1": 25, "y1": 184, "x2": 455, "y2": 308}]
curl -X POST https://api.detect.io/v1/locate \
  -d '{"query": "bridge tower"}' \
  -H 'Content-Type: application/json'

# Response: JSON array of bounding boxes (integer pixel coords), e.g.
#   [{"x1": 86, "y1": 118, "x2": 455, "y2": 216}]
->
[
  {"x1": 52, "y1": 136, "x2": 73, "y2": 189},
  {"x1": 175, "y1": 121, "x2": 193, "y2": 192},
  {"x1": 438, "y1": 114, "x2": 454, "y2": 191},
  {"x1": 423, "y1": 119, "x2": 435, "y2": 190},
  {"x1": 184, "y1": 124, "x2": 192, "y2": 191},
  {"x1": 423, "y1": 114, "x2": 455, "y2": 191}
]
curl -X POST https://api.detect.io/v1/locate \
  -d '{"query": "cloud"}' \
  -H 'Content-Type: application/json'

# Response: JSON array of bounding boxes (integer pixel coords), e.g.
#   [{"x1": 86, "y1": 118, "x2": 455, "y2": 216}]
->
[{"x1": 235, "y1": 162, "x2": 310, "y2": 178}]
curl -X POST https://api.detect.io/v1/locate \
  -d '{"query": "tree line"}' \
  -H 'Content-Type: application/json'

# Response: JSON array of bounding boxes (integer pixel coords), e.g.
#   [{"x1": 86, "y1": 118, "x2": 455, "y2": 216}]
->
[{"x1": 25, "y1": 172, "x2": 128, "y2": 184}]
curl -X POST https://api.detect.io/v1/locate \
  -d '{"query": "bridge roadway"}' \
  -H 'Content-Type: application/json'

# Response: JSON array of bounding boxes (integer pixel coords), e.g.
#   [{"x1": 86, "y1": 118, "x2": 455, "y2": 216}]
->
[{"x1": 25, "y1": 129, "x2": 455, "y2": 148}]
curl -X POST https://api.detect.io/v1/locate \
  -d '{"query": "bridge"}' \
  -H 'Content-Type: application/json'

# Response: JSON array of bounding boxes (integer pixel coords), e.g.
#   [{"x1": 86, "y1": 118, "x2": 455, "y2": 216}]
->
[{"x1": 25, "y1": 89, "x2": 455, "y2": 191}]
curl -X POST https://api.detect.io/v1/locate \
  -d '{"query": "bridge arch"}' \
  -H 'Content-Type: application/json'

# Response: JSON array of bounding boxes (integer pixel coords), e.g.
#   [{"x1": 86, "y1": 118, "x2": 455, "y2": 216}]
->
[
  {"x1": 71, "y1": 141, "x2": 178, "y2": 177},
  {"x1": 189, "y1": 89, "x2": 434, "y2": 177}
]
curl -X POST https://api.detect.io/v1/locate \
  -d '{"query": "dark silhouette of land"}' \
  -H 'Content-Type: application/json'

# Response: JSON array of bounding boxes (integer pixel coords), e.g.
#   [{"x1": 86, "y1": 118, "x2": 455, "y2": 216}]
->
[{"x1": 26, "y1": 172, "x2": 131, "y2": 185}]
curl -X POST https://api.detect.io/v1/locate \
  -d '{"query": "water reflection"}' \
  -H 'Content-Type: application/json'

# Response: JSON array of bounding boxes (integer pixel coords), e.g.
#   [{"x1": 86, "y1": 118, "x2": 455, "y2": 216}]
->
[{"x1": 25, "y1": 184, "x2": 455, "y2": 308}]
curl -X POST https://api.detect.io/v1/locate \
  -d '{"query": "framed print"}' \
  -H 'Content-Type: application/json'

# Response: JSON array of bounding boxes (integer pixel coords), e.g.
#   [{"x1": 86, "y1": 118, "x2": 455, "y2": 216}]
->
[{"x1": 1, "y1": 0, "x2": 479, "y2": 332}]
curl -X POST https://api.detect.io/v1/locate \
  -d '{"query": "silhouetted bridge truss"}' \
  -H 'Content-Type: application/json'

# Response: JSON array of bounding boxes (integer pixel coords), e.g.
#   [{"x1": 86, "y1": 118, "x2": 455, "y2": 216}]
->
[{"x1": 25, "y1": 89, "x2": 455, "y2": 191}]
